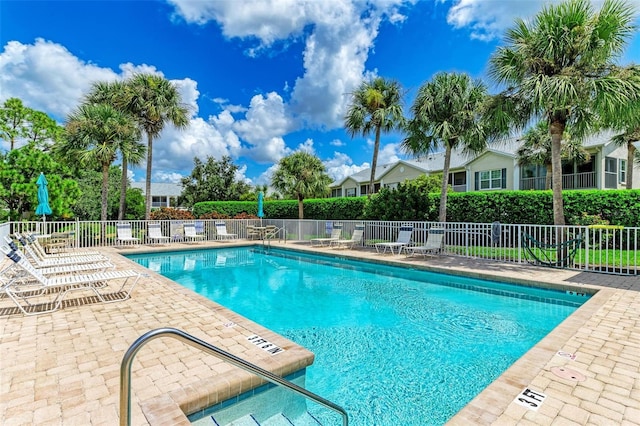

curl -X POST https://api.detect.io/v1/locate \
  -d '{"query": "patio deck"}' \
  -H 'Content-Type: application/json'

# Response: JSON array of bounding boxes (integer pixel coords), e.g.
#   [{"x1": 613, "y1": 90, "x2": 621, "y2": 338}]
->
[{"x1": 0, "y1": 240, "x2": 638, "y2": 425}]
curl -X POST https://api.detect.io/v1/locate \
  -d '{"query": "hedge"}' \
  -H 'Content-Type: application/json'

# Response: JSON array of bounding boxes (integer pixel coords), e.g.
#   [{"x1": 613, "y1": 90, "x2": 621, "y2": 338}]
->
[{"x1": 193, "y1": 189, "x2": 640, "y2": 227}]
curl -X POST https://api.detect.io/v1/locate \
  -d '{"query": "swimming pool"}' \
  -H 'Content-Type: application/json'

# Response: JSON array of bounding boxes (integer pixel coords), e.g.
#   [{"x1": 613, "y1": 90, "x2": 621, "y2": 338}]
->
[{"x1": 127, "y1": 247, "x2": 589, "y2": 425}]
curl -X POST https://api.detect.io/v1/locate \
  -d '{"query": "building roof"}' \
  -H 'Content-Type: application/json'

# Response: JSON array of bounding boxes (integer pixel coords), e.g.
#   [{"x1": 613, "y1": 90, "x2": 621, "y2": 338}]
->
[{"x1": 131, "y1": 182, "x2": 183, "y2": 197}]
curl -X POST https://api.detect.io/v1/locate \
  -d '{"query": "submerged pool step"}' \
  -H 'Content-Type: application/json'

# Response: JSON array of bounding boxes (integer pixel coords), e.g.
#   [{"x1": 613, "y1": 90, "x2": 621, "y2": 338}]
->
[{"x1": 203, "y1": 411, "x2": 322, "y2": 426}]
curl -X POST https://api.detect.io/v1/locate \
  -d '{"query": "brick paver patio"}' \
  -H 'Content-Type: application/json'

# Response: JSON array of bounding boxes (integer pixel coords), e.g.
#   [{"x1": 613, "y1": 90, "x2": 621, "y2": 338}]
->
[{"x1": 1, "y1": 241, "x2": 638, "y2": 425}]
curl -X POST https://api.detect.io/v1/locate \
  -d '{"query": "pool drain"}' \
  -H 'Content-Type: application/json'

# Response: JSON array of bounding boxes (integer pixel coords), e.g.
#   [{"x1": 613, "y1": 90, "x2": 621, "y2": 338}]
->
[{"x1": 550, "y1": 366, "x2": 586, "y2": 382}]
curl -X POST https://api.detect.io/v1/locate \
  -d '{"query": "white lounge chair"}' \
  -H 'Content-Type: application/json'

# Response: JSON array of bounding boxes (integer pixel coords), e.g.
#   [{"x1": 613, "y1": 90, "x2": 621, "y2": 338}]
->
[
  {"x1": 2, "y1": 239, "x2": 113, "y2": 279},
  {"x1": 331, "y1": 224, "x2": 365, "y2": 250},
  {"x1": 147, "y1": 223, "x2": 170, "y2": 245},
  {"x1": 311, "y1": 223, "x2": 342, "y2": 247},
  {"x1": 402, "y1": 227, "x2": 445, "y2": 257},
  {"x1": 9, "y1": 236, "x2": 109, "y2": 268},
  {"x1": 1, "y1": 244, "x2": 142, "y2": 316},
  {"x1": 183, "y1": 223, "x2": 205, "y2": 243},
  {"x1": 18, "y1": 233, "x2": 101, "y2": 258},
  {"x1": 375, "y1": 225, "x2": 413, "y2": 254},
  {"x1": 116, "y1": 223, "x2": 139, "y2": 247},
  {"x1": 215, "y1": 222, "x2": 238, "y2": 240}
]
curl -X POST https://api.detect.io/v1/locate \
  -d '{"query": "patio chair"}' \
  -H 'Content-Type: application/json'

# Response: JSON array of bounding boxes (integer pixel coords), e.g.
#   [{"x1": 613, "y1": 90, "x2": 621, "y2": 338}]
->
[
  {"x1": 116, "y1": 223, "x2": 139, "y2": 247},
  {"x1": 11, "y1": 235, "x2": 109, "y2": 268},
  {"x1": 311, "y1": 223, "x2": 342, "y2": 247},
  {"x1": 147, "y1": 223, "x2": 170, "y2": 245},
  {"x1": 215, "y1": 222, "x2": 238, "y2": 240},
  {"x1": 246, "y1": 225, "x2": 262, "y2": 240},
  {"x1": 1, "y1": 244, "x2": 142, "y2": 316},
  {"x1": 183, "y1": 223, "x2": 205, "y2": 243},
  {"x1": 375, "y1": 225, "x2": 413, "y2": 254},
  {"x1": 402, "y1": 227, "x2": 445, "y2": 258},
  {"x1": 3, "y1": 238, "x2": 113, "y2": 278},
  {"x1": 331, "y1": 224, "x2": 365, "y2": 250},
  {"x1": 18, "y1": 233, "x2": 101, "y2": 258}
]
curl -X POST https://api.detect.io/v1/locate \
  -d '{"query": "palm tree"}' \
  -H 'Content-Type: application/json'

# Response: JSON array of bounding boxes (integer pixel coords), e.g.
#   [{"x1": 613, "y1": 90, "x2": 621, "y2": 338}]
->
[
  {"x1": 116, "y1": 138, "x2": 146, "y2": 219},
  {"x1": 488, "y1": 0, "x2": 640, "y2": 225},
  {"x1": 61, "y1": 103, "x2": 139, "y2": 221},
  {"x1": 85, "y1": 81, "x2": 147, "y2": 219},
  {"x1": 402, "y1": 72, "x2": 490, "y2": 223},
  {"x1": 344, "y1": 77, "x2": 404, "y2": 196},
  {"x1": 517, "y1": 122, "x2": 590, "y2": 190},
  {"x1": 271, "y1": 152, "x2": 332, "y2": 219},
  {"x1": 121, "y1": 74, "x2": 189, "y2": 219}
]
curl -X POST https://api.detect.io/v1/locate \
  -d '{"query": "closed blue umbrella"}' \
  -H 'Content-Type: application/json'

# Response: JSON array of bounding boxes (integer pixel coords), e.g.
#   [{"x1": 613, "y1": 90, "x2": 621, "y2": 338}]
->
[
  {"x1": 257, "y1": 191, "x2": 264, "y2": 219},
  {"x1": 35, "y1": 173, "x2": 52, "y2": 221}
]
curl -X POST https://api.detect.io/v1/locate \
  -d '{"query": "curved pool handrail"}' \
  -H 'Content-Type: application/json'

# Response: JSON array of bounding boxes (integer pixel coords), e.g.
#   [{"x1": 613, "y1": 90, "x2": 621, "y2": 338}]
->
[{"x1": 119, "y1": 327, "x2": 348, "y2": 426}]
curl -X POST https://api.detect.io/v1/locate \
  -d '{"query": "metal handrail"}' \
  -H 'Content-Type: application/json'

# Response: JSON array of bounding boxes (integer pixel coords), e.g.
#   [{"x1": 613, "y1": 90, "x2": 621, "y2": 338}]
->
[
  {"x1": 120, "y1": 327, "x2": 348, "y2": 426},
  {"x1": 262, "y1": 226, "x2": 286, "y2": 247}
]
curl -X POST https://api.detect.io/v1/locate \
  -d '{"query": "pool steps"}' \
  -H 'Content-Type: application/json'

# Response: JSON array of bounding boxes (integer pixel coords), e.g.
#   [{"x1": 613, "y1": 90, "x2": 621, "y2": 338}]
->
[{"x1": 194, "y1": 411, "x2": 322, "y2": 425}]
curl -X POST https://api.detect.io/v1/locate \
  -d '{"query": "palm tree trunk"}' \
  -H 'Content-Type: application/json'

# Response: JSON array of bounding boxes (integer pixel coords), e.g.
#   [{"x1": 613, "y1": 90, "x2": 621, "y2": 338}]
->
[
  {"x1": 298, "y1": 194, "x2": 304, "y2": 219},
  {"x1": 438, "y1": 142, "x2": 453, "y2": 223},
  {"x1": 545, "y1": 164, "x2": 552, "y2": 190},
  {"x1": 369, "y1": 126, "x2": 382, "y2": 196},
  {"x1": 627, "y1": 142, "x2": 635, "y2": 189},
  {"x1": 118, "y1": 158, "x2": 128, "y2": 220},
  {"x1": 101, "y1": 162, "x2": 109, "y2": 222},
  {"x1": 549, "y1": 121, "x2": 566, "y2": 226},
  {"x1": 145, "y1": 133, "x2": 153, "y2": 220}
]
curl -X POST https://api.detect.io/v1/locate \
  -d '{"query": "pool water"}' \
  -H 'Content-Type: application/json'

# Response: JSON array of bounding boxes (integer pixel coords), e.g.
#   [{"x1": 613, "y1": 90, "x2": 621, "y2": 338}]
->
[{"x1": 128, "y1": 247, "x2": 588, "y2": 425}]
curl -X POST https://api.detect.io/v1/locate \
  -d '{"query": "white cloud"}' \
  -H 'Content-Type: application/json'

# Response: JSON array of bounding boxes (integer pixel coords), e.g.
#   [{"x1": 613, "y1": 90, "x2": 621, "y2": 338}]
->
[
  {"x1": 324, "y1": 151, "x2": 368, "y2": 182},
  {"x1": 442, "y1": 0, "x2": 640, "y2": 41},
  {"x1": 377, "y1": 143, "x2": 402, "y2": 165},
  {"x1": 168, "y1": 0, "x2": 411, "y2": 129},
  {"x1": 0, "y1": 39, "x2": 117, "y2": 120},
  {"x1": 329, "y1": 139, "x2": 345, "y2": 147},
  {"x1": 153, "y1": 171, "x2": 184, "y2": 183}
]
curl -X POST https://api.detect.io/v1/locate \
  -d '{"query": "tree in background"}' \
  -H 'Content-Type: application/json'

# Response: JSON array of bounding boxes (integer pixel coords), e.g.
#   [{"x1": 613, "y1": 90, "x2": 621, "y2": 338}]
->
[
  {"x1": 72, "y1": 166, "x2": 145, "y2": 220},
  {"x1": 488, "y1": 0, "x2": 640, "y2": 225},
  {"x1": 402, "y1": 72, "x2": 490, "y2": 223},
  {"x1": 0, "y1": 142, "x2": 80, "y2": 219},
  {"x1": 271, "y1": 151, "x2": 332, "y2": 219},
  {"x1": 517, "y1": 122, "x2": 590, "y2": 190},
  {"x1": 59, "y1": 103, "x2": 140, "y2": 221},
  {"x1": 119, "y1": 73, "x2": 190, "y2": 220},
  {"x1": 0, "y1": 98, "x2": 61, "y2": 150},
  {"x1": 85, "y1": 80, "x2": 147, "y2": 220},
  {"x1": 179, "y1": 155, "x2": 251, "y2": 207},
  {"x1": 344, "y1": 77, "x2": 404, "y2": 196}
]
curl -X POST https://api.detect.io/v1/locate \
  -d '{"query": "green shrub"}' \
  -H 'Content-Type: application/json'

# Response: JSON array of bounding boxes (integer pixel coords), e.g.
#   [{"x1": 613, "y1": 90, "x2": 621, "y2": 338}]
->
[{"x1": 150, "y1": 208, "x2": 195, "y2": 220}]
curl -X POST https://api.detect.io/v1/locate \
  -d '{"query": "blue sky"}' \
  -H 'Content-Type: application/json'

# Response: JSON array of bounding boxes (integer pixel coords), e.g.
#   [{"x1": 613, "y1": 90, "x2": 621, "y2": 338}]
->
[{"x1": 2, "y1": 0, "x2": 639, "y2": 186}]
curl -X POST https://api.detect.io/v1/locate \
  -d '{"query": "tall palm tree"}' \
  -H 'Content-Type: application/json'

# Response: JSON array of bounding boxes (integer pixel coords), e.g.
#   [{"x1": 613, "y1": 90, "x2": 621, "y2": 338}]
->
[
  {"x1": 121, "y1": 74, "x2": 189, "y2": 219},
  {"x1": 517, "y1": 122, "x2": 590, "y2": 190},
  {"x1": 344, "y1": 77, "x2": 404, "y2": 196},
  {"x1": 61, "y1": 103, "x2": 139, "y2": 221},
  {"x1": 402, "y1": 72, "x2": 490, "y2": 223},
  {"x1": 271, "y1": 152, "x2": 332, "y2": 219},
  {"x1": 85, "y1": 81, "x2": 147, "y2": 219},
  {"x1": 488, "y1": 0, "x2": 640, "y2": 225}
]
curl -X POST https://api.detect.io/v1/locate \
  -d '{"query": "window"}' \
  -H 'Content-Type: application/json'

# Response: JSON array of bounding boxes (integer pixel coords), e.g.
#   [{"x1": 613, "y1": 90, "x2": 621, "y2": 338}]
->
[
  {"x1": 360, "y1": 183, "x2": 381, "y2": 195},
  {"x1": 331, "y1": 188, "x2": 342, "y2": 197},
  {"x1": 619, "y1": 159, "x2": 627, "y2": 184},
  {"x1": 604, "y1": 157, "x2": 617, "y2": 188},
  {"x1": 476, "y1": 169, "x2": 505, "y2": 190},
  {"x1": 152, "y1": 196, "x2": 167, "y2": 207},
  {"x1": 345, "y1": 188, "x2": 356, "y2": 197}
]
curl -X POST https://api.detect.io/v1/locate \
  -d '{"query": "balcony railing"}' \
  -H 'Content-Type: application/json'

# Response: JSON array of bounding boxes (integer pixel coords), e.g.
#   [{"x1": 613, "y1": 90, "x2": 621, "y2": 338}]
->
[{"x1": 520, "y1": 171, "x2": 596, "y2": 190}]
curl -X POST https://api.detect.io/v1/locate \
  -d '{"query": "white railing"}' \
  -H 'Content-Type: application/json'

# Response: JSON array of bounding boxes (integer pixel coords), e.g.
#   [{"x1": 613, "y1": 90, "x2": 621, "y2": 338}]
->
[{"x1": 3, "y1": 219, "x2": 638, "y2": 275}]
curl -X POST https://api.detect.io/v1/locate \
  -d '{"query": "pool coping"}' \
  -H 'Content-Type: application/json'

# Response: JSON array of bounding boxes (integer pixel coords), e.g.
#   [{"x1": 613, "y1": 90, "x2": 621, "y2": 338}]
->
[{"x1": 1, "y1": 240, "x2": 638, "y2": 425}]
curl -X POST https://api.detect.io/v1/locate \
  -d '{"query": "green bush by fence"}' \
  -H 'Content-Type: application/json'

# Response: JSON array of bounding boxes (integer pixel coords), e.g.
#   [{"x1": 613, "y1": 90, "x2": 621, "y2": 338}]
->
[{"x1": 193, "y1": 189, "x2": 640, "y2": 227}]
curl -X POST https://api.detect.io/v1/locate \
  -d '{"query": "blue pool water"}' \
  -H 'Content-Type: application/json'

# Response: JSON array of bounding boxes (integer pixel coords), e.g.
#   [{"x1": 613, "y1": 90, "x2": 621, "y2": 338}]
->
[{"x1": 127, "y1": 247, "x2": 588, "y2": 425}]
